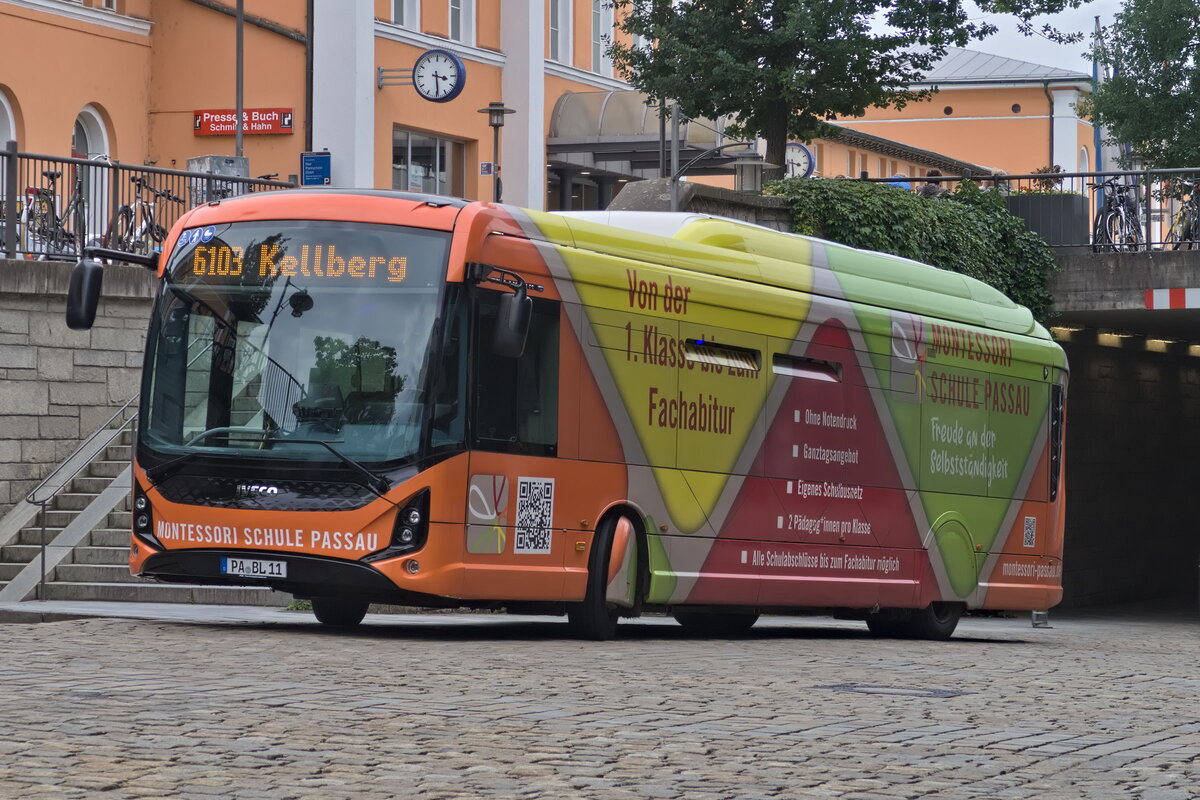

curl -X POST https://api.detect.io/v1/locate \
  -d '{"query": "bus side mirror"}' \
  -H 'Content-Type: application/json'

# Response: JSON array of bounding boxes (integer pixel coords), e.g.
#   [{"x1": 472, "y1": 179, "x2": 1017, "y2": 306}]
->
[
  {"x1": 66, "y1": 258, "x2": 105, "y2": 330},
  {"x1": 493, "y1": 287, "x2": 530, "y2": 358}
]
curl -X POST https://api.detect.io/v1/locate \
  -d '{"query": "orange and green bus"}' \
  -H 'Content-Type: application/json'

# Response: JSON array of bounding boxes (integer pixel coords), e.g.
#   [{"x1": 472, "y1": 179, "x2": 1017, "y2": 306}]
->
[{"x1": 66, "y1": 189, "x2": 1067, "y2": 639}]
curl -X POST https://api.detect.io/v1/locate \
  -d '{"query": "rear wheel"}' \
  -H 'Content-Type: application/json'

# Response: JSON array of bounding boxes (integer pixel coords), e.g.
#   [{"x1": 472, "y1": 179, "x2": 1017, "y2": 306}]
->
[
  {"x1": 903, "y1": 602, "x2": 962, "y2": 640},
  {"x1": 104, "y1": 205, "x2": 134, "y2": 251},
  {"x1": 567, "y1": 516, "x2": 625, "y2": 641},
  {"x1": 673, "y1": 610, "x2": 759, "y2": 635},
  {"x1": 311, "y1": 597, "x2": 369, "y2": 628},
  {"x1": 866, "y1": 602, "x2": 962, "y2": 641}
]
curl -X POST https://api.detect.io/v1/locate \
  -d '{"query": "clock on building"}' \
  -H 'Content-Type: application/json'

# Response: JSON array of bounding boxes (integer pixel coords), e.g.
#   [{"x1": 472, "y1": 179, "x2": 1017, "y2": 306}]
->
[
  {"x1": 412, "y1": 49, "x2": 467, "y2": 103},
  {"x1": 785, "y1": 142, "x2": 815, "y2": 179}
]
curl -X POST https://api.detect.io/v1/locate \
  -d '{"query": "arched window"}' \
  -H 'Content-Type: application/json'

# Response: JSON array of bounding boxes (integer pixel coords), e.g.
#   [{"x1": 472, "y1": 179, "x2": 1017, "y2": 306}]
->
[
  {"x1": 72, "y1": 106, "x2": 113, "y2": 243},
  {"x1": 0, "y1": 89, "x2": 16, "y2": 147},
  {"x1": 1078, "y1": 146, "x2": 1090, "y2": 174},
  {"x1": 73, "y1": 105, "x2": 110, "y2": 158}
]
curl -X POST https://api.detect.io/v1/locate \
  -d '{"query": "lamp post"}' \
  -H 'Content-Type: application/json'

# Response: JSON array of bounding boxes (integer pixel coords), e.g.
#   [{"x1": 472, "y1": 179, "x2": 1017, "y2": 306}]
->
[
  {"x1": 478, "y1": 102, "x2": 515, "y2": 202},
  {"x1": 669, "y1": 142, "x2": 756, "y2": 212}
]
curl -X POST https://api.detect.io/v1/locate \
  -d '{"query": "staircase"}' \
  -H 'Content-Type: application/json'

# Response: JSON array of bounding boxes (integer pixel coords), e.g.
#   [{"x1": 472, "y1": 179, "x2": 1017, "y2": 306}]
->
[{"x1": 0, "y1": 410, "x2": 287, "y2": 607}]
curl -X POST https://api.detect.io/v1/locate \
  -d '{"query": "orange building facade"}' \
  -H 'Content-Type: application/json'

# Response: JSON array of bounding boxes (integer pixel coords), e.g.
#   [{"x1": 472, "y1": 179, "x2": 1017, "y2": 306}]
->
[
  {"x1": 1, "y1": 4, "x2": 1064, "y2": 211},
  {"x1": 834, "y1": 48, "x2": 1096, "y2": 179}
]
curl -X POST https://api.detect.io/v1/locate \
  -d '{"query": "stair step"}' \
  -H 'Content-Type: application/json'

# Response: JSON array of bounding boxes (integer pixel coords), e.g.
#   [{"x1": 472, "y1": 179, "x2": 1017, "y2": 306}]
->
[
  {"x1": 16, "y1": 528, "x2": 128, "y2": 547},
  {"x1": 0, "y1": 545, "x2": 41, "y2": 563},
  {"x1": 50, "y1": 564, "x2": 133, "y2": 583},
  {"x1": 41, "y1": 581, "x2": 291, "y2": 606},
  {"x1": 70, "y1": 546, "x2": 129, "y2": 566},
  {"x1": 89, "y1": 529, "x2": 131, "y2": 548},
  {"x1": 0, "y1": 563, "x2": 24, "y2": 581},
  {"x1": 69, "y1": 476, "x2": 117, "y2": 494},
  {"x1": 104, "y1": 444, "x2": 132, "y2": 461},
  {"x1": 53, "y1": 493, "x2": 104, "y2": 512},
  {"x1": 88, "y1": 461, "x2": 127, "y2": 478}
]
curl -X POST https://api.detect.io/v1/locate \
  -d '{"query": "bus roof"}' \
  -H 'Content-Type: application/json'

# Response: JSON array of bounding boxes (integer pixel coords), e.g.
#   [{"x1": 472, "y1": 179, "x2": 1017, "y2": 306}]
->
[{"x1": 550, "y1": 210, "x2": 1042, "y2": 339}]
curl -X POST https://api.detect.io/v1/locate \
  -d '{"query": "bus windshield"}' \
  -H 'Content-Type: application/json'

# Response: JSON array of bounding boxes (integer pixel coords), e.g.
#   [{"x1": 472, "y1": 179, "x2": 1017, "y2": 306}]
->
[{"x1": 141, "y1": 219, "x2": 456, "y2": 468}]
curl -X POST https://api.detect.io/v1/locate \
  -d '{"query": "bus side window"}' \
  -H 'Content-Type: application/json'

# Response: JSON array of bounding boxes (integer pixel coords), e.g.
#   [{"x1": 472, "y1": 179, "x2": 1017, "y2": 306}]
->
[
  {"x1": 429, "y1": 285, "x2": 468, "y2": 449},
  {"x1": 472, "y1": 290, "x2": 559, "y2": 456}
]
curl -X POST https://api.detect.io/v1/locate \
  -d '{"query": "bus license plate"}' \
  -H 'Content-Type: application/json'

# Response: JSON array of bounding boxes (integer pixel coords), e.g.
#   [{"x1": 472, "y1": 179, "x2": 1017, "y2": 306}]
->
[{"x1": 221, "y1": 557, "x2": 287, "y2": 579}]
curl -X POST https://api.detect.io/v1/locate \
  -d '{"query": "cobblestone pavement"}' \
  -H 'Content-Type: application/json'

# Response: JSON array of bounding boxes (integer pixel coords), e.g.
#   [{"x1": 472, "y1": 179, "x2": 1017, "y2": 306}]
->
[{"x1": 0, "y1": 607, "x2": 1196, "y2": 800}]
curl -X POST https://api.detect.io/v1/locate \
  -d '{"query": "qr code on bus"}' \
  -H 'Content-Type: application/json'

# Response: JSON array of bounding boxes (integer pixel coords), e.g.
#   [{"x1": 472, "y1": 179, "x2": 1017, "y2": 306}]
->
[
  {"x1": 515, "y1": 477, "x2": 555, "y2": 554},
  {"x1": 1023, "y1": 516, "x2": 1037, "y2": 548}
]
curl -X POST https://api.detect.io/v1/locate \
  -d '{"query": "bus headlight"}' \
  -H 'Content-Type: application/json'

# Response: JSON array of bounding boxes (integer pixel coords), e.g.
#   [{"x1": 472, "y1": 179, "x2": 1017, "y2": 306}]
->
[
  {"x1": 361, "y1": 489, "x2": 429, "y2": 563},
  {"x1": 132, "y1": 484, "x2": 164, "y2": 550}
]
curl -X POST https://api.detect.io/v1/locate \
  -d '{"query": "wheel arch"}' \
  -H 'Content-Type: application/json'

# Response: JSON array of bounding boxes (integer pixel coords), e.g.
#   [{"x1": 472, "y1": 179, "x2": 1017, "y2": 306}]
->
[{"x1": 592, "y1": 501, "x2": 650, "y2": 615}]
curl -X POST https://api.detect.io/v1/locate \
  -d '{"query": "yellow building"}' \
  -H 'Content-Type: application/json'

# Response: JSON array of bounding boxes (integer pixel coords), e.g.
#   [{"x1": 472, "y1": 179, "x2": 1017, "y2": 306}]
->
[{"x1": 836, "y1": 46, "x2": 1096, "y2": 178}]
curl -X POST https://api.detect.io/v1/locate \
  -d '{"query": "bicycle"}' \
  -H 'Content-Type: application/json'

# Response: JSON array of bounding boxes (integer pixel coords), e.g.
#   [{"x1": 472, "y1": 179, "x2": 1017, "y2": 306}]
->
[
  {"x1": 105, "y1": 175, "x2": 184, "y2": 255},
  {"x1": 21, "y1": 167, "x2": 88, "y2": 259},
  {"x1": 1089, "y1": 178, "x2": 1145, "y2": 253},
  {"x1": 1161, "y1": 179, "x2": 1200, "y2": 251}
]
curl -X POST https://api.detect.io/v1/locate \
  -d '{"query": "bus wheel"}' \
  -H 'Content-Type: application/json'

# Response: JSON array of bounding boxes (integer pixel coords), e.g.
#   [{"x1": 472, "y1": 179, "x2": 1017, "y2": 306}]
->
[
  {"x1": 903, "y1": 602, "x2": 962, "y2": 640},
  {"x1": 567, "y1": 516, "x2": 624, "y2": 641},
  {"x1": 311, "y1": 597, "x2": 369, "y2": 628},
  {"x1": 673, "y1": 610, "x2": 759, "y2": 635}
]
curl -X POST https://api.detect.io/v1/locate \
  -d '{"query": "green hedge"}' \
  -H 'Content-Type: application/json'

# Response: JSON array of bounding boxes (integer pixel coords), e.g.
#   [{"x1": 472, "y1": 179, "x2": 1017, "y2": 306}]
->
[{"x1": 764, "y1": 178, "x2": 1055, "y2": 323}]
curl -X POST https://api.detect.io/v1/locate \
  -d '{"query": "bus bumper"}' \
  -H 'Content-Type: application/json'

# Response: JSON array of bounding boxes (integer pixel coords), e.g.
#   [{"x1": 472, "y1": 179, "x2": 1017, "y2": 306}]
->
[{"x1": 139, "y1": 549, "x2": 402, "y2": 600}]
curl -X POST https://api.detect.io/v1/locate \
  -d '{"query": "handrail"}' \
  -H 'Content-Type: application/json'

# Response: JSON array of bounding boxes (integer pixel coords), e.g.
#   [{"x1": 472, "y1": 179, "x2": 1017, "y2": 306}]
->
[{"x1": 26, "y1": 393, "x2": 138, "y2": 507}]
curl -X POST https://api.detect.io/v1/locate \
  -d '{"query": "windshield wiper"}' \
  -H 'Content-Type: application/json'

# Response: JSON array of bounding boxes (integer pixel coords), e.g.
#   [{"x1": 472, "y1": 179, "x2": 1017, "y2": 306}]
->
[
  {"x1": 144, "y1": 428, "x2": 271, "y2": 485},
  {"x1": 260, "y1": 438, "x2": 391, "y2": 496}
]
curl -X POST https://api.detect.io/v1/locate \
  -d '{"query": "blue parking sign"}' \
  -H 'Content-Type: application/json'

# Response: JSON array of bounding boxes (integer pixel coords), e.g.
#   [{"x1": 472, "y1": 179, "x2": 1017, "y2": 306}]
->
[{"x1": 300, "y1": 151, "x2": 332, "y2": 186}]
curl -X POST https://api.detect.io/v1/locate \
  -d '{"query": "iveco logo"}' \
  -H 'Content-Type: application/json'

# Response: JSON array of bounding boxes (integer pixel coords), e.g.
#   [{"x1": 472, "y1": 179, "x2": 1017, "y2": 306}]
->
[{"x1": 237, "y1": 484, "x2": 280, "y2": 496}]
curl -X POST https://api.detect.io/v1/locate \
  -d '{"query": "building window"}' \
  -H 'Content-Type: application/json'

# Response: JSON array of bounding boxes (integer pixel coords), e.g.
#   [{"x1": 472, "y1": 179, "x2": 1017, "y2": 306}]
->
[
  {"x1": 393, "y1": 0, "x2": 419, "y2": 29},
  {"x1": 393, "y1": 128, "x2": 465, "y2": 198},
  {"x1": 549, "y1": 0, "x2": 571, "y2": 63},
  {"x1": 592, "y1": 0, "x2": 612, "y2": 75},
  {"x1": 1079, "y1": 146, "x2": 1090, "y2": 173},
  {"x1": 449, "y1": 0, "x2": 474, "y2": 44}
]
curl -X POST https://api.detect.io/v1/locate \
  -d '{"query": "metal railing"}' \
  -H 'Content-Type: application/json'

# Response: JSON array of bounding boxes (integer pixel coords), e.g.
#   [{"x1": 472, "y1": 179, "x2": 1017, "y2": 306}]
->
[
  {"x1": 0, "y1": 140, "x2": 295, "y2": 261},
  {"x1": 859, "y1": 167, "x2": 1200, "y2": 252},
  {"x1": 25, "y1": 394, "x2": 139, "y2": 600}
]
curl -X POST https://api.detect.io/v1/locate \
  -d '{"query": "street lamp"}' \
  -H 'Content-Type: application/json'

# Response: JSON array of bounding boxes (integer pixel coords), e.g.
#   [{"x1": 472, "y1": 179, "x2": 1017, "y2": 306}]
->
[
  {"x1": 478, "y1": 102, "x2": 515, "y2": 202},
  {"x1": 669, "y1": 142, "x2": 756, "y2": 212}
]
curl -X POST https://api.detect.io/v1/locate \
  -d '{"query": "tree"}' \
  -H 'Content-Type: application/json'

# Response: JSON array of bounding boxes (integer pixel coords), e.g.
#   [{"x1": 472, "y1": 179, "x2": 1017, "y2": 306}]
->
[
  {"x1": 1082, "y1": 0, "x2": 1200, "y2": 169},
  {"x1": 609, "y1": 0, "x2": 1088, "y2": 179}
]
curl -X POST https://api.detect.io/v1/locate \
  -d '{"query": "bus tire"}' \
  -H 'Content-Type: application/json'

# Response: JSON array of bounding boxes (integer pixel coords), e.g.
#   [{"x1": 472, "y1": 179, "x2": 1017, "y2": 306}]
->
[
  {"x1": 311, "y1": 597, "x2": 369, "y2": 628},
  {"x1": 903, "y1": 602, "x2": 962, "y2": 640},
  {"x1": 567, "y1": 516, "x2": 624, "y2": 641},
  {"x1": 868, "y1": 603, "x2": 961, "y2": 640},
  {"x1": 673, "y1": 610, "x2": 759, "y2": 635}
]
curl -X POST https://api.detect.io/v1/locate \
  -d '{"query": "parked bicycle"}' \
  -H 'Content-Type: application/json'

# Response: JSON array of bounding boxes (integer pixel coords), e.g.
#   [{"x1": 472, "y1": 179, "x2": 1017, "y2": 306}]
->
[
  {"x1": 1090, "y1": 178, "x2": 1145, "y2": 253},
  {"x1": 21, "y1": 167, "x2": 88, "y2": 259},
  {"x1": 104, "y1": 175, "x2": 184, "y2": 255},
  {"x1": 1162, "y1": 179, "x2": 1200, "y2": 251}
]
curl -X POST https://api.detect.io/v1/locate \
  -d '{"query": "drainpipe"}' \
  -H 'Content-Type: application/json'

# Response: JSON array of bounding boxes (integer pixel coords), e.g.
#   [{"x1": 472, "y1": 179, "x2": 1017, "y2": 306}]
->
[
  {"x1": 1043, "y1": 80, "x2": 1054, "y2": 168},
  {"x1": 305, "y1": 0, "x2": 314, "y2": 152}
]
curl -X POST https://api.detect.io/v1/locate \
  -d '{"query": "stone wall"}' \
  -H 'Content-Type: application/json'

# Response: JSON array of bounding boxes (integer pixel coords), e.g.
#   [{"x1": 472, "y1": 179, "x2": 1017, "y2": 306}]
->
[
  {"x1": 0, "y1": 259, "x2": 156, "y2": 513},
  {"x1": 607, "y1": 178, "x2": 793, "y2": 230}
]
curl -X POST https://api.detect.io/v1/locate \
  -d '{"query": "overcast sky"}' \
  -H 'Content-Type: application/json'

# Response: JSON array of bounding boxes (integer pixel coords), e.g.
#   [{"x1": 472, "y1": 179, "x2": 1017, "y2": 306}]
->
[{"x1": 964, "y1": 0, "x2": 1124, "y2": 74}]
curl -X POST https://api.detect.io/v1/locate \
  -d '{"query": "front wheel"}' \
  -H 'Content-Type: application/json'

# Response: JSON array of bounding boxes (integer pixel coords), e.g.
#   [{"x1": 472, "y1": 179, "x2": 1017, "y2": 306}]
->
[
  {"x1": 311, "y1": 597, "x2": 369, "y2": 628},
  {"x1": 567, "y1": 516, "x2": 627, "y2": 640}
]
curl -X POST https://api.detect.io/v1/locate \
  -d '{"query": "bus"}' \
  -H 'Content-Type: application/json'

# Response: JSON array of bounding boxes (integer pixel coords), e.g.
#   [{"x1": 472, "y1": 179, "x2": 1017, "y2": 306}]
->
[{"x1": 65, "y1": 189, "x2": 1067, "y2": 640}]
